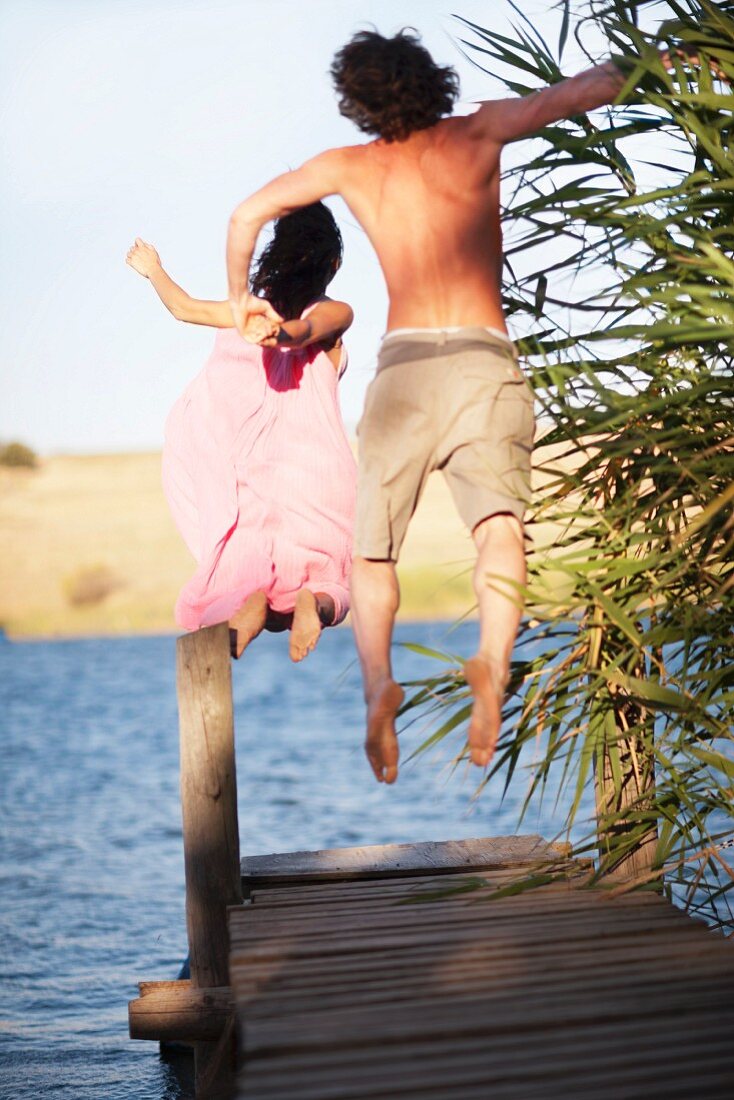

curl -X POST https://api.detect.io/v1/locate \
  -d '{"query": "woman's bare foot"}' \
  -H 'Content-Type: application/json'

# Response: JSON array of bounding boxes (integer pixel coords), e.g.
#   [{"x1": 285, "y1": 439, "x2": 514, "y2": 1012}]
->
[
  {"x1": 365, "y1": 679, "x2": 404, "y2": 784},
  {"x1": 289, "y1": 589, "x2": 322, "y2": 662},
  {"x1": 463, "y1": 656, "x2": 505, "y2": 767},
  {"x1": 229, "y1": 591, "x2": 268, "y2": 659}
]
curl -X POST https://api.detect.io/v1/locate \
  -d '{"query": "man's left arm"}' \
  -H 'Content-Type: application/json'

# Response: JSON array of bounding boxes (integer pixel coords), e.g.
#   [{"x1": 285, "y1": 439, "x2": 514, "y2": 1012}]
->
[
  {"x1": 473, "y1": 47, "x2": 727, "y2": 146},
  {"x1": 227, "y1": 149, "x2": 343, "y2": 339}
]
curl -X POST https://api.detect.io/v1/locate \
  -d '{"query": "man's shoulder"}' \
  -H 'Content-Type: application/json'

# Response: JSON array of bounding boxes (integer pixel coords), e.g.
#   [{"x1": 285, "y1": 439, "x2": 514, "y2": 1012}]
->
[
  {"x1": 311, "y1": 141, "x2": 376, "y2": 163},
  {"x1": 303, "y1": 141, "x2": 374, "y2": 180},
  {"x1": 444, "y1": 105, "x2": 502, "y2": 143}
]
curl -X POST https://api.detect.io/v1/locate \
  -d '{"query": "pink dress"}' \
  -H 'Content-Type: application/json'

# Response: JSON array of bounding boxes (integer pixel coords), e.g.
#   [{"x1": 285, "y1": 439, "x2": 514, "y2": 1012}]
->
[{"x1": 162, "y1": 325, "x2": 356, "y2": 631}]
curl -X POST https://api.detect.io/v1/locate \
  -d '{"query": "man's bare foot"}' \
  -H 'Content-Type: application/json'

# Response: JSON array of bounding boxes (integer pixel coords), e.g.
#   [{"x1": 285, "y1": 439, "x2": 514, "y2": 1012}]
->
[
  {"x1": 229, "y1": 591, "x2": 268, "y2": 659},
  {"x1": 464, "y1": 656, "x2": 505, "y2": 768},
  {"x1": 365, "y1": 679, "x2": 404, "y2": 784},
  {"x1": 289, "y1": 589, "x2": 322, "y2": 662}
]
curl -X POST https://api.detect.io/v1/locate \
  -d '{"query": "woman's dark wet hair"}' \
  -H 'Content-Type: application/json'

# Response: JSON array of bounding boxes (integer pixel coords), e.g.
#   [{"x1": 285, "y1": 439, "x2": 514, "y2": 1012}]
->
[
  {"x1": 250, "y1": 202, "x2": 343, "y2": 321},
  {"x1": 330, "y1": 29, "x2": 460, "y2": 143}
]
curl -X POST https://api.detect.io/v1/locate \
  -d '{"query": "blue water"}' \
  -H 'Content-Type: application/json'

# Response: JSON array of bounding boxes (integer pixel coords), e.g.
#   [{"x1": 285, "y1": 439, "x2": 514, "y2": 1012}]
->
[{"x1": 0, "y1": 623, "x2": 579, "y2": 1099}]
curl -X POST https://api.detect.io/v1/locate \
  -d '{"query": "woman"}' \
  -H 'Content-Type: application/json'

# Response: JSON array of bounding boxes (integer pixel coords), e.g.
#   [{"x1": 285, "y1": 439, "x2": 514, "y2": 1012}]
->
[{"x1": 126, "y1": 203, "x2": 356, "y2": 661}]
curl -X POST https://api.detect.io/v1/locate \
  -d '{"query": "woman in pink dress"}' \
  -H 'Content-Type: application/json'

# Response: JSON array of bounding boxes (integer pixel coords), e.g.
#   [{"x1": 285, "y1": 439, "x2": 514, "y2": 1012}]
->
[{"x1": 126, "y1": 203, "x2": 356, "y2": 661}]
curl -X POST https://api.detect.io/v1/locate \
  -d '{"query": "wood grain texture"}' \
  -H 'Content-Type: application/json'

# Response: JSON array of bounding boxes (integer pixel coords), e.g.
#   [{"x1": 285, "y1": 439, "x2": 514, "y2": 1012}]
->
[
  {"x1": 128, "y1": 981, "x2": 233, "y2": 1041},
  {"x1": 177, "y1": 622, "x2": 241, "y2": 1095},
  {"x1": 231, "y1": 846, "x2": 734, "y2": 1099},
  {"x1": 178, "y1": 623, "x2": 242, "y2": 990},
  {"x1": 241, "y1": 835, "x2": 561, "y2": 888}
]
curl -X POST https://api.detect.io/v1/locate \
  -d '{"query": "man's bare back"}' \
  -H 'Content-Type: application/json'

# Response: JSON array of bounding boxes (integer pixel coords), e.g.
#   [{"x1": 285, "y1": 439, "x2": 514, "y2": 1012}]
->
[{"x1": 335, "y1": 116, "x2": 505, "y2": 332}]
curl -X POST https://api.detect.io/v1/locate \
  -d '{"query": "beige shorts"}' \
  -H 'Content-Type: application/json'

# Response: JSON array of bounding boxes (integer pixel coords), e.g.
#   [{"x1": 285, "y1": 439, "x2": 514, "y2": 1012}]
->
[{"x1": 355, "y1": 327, "x2": 535, "y2": 561}]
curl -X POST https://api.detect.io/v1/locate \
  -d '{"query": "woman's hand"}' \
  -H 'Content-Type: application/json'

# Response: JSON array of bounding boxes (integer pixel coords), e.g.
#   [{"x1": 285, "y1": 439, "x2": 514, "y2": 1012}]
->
[
  {"x1": 248, "y1": 318, "x2": 282, "y2": 345},
  {"x1": 126, "y1": 238, "x2": 162, "y2": 278},
  {"x1": 229, "y1": 292, "x2": 282, "y2": 343}
]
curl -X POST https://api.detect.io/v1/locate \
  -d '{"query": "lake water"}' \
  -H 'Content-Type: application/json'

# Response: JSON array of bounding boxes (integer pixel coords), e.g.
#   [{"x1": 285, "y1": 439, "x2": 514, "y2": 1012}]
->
[{"x1": 0, "y1": 622, "x2": 588, "y2": 1100}]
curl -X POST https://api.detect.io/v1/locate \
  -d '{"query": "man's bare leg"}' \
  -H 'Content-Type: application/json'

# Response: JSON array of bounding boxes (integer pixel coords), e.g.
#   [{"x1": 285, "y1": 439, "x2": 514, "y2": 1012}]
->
[
  {"x1": 350, "y1": 557, "x2": 404, "y2": 784},
  {"x1": 229, "y1": 590, "x2": 269, "y2": 659},
  {"x1": 289, "y1": 590, "x2": 336, "y2": 662},
  {"x1": 465, "y1": 514, "x2": 526, "y2": 767}
]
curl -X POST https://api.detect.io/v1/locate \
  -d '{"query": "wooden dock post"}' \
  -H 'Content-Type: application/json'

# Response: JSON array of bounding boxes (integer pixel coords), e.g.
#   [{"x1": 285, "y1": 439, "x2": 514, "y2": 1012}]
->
[
  {"x1": 177, "y1": 622, "x2": 242, "y2": 1092},
  {"x1": 129, "y1": 622, "x2": 241, "y2": 1094}
]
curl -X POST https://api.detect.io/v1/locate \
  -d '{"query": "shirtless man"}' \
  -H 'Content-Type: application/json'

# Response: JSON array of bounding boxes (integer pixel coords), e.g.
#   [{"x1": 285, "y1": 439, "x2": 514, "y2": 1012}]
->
[{"x1": 224, "y1": 30, "x2": 645, "y2": 783}]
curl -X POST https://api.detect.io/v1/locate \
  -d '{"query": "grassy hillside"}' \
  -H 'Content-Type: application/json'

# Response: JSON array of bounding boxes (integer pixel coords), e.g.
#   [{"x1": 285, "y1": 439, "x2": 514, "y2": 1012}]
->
[{"x1": 0, "y1": 452, "x2": 481, "y2": 638}]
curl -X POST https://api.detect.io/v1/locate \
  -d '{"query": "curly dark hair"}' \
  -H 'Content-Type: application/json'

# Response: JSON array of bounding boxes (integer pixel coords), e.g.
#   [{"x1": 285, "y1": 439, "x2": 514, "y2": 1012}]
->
[
  {"x1": 250, "y1": 202, "x2": 343, "y2": 321},
  {"x1": 330, "y1": 29, "x2": 460, "y2": 143}
]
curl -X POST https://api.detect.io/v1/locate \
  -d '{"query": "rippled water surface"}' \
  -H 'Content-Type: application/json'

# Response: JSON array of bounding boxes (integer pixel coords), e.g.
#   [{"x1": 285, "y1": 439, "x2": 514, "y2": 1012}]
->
[{"x1": 1, "y1": 623, "x2": 577, "y2": 1100}]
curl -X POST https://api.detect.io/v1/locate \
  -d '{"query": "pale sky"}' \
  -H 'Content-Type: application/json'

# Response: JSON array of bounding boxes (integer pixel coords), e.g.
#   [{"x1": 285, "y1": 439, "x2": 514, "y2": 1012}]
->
[{"x1": 0, "y1": 0, "x2": 589, "y2": 454}]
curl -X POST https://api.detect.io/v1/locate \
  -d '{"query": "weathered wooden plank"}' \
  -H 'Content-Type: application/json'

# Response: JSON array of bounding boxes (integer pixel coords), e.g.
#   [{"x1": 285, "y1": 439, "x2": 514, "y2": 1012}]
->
[
  {"x1": 241, "y1": 835, "x2": 564, "y2": 886},
  {"x1": 234, "y1": 950, "x2": 733, "y2": 1020},
  {"x1": 233, "y1": 929, "x2": 731, "y2": 989},
  {"x1": 241, "y1": 888, "x2": 648, "y2": 923},
  {"x1": 235, "y1": 1007, "x2": 733, "y2": 1077},
  {"x1": 229, "y1": 906, "x2": 711, "y2": 962},
  {"x1": 238, "y1": 1047, "x2": 734, "y2": 1100},
  {"x1": 241, "y1": 891, "x2": 677, "y2": 927},
  {"x1": 231, "y1": 919, "x2": 713, "y2": 981},
  {"x1": 245, "y1": 869, "x2": 554, "y2": 907},
  {"x1": 234, "y1": 887, "x2": 696, "y2": 938},
  {"x1": 236, "y1": 983, "x2": 732, "y2": 1032},
  {"x1": 240, "y1": 1039, "x2": 734, "y2": 1100},
  {"x1": 231, "y1": 932, "x2": 725, "y2": 1008},
  {"x1": 233, "y1": 947, "x2": 723, "y2": 1010},
  {"x1": 238, "y1": 968, "x2": 734, "y2": 1055},
  {"x1": 295, "y1": 1071, "x2": 732, "y2": 1100},
  {"x1": 243, "y1": 873, "x2": 673, "y2": 910},
  {"x1": 129, "y1": 981, "x2": 233, "y2": 1041},
  {"x1": 239, "y1": 1058, "x2": 734, "y2": 1100},
  {"x1": 233, "y1": 891, "x2": 696, "y2": 937},
  {"x1": 238, "y1": 994, "x2": 734, "y2": 1096}
]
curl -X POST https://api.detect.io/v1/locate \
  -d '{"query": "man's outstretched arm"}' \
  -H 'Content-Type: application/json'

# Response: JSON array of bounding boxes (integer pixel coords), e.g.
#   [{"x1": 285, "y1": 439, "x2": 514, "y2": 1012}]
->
[
  {"x1": 474, "y1": 48, "x2": 721, "y2": 145},
  {"x1": 227, "y1": 150, "x2": 342, "y2": 339},
  {"x1": 475, "y1": 61, "x2": 626, "y2": 144}
]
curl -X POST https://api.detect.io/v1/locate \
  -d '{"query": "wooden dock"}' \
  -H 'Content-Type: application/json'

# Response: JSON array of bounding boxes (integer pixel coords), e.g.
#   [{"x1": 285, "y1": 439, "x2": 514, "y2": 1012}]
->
[
  {"x1": 128, "y1": 624, "x2": 734, "y2": 1098},
  {"x1": 230, "y1": 837, "x2": 734, "y2": 1100}
]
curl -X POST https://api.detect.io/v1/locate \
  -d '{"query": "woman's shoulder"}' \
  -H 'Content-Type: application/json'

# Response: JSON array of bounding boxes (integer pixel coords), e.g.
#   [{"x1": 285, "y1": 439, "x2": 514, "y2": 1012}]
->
[{"x1": 300, "y1": 296, "x2": 353, "y2": 322}]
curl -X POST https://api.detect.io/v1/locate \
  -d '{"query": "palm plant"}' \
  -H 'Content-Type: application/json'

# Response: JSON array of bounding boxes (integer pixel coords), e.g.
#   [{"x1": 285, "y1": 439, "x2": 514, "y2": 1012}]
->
[{"x1": 404, "y1": 0, "x2": 734, "y2": 927}]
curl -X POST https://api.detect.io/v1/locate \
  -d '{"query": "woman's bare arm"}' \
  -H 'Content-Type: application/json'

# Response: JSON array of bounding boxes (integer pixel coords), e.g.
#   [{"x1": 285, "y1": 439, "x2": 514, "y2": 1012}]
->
[
  {"x1": 126, "y1": 239, "x2": 234, "y2": 327},
  {"x1": 260, "y1": 298, "x2": 353, "y2": 357}
]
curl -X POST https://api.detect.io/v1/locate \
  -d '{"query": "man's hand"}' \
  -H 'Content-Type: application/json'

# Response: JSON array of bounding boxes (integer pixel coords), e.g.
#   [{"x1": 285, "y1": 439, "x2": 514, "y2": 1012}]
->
[
  {"x1": 229, "y1": 292, "x2": 283, "y2": 343},
  {"x1": 126, "y1": 238, "x2": 161, "y2": 278},
  {"x1": 660, "y1": 44, "x2": 728, "y2": 83}
]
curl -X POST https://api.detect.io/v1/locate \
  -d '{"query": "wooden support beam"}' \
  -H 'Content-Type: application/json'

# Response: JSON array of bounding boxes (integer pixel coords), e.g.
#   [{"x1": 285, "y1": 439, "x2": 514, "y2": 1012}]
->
[
  {"x1": 177, "y1": 622, "x2": 242, "y2": 1094},
  {"x1": 129, "y1": 981, "x2": 233, "y2": 1042}
]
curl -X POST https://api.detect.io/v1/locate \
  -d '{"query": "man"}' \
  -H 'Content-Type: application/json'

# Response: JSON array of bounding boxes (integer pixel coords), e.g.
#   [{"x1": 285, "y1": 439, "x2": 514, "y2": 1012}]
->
[{"x1": 224, "y1": 30, "x2": 652, "y2": 784}]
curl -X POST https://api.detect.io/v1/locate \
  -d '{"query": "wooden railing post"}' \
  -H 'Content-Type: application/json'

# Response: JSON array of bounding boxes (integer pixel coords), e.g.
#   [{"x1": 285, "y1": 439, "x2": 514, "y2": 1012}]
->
[{"x1": 177, "y1": 622, "x2": 242, "y2": 1091}]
